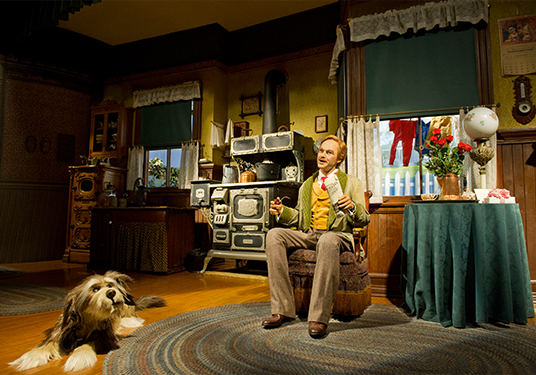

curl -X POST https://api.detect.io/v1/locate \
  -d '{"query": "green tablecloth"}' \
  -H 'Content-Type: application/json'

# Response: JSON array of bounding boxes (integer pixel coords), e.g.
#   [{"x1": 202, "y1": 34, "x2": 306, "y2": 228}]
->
[{"x1": 401, "y1": 202, "x2": 534, "y2": 328}]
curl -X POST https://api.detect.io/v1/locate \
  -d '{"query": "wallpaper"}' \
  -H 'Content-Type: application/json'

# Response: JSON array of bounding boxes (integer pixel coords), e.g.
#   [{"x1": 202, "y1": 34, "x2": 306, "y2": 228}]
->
[
  {"x1": 490, "y1": 0, "x2": 536, "y2": 129},
  {"x1": 1, "y1": 78, "x2": 91, "y2": 182}
]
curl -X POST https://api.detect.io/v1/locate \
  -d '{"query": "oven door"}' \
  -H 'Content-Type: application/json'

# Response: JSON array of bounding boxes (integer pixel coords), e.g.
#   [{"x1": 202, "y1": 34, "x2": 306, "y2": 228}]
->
[{"x1": 230, "y1": 188, "x2": 270, "y2": 228}]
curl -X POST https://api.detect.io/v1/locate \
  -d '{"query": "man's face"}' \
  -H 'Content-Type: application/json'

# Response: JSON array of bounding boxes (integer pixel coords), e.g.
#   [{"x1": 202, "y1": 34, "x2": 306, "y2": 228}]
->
[{"x1": 317, "y1": 139, "x2": 341, "y2": 175}]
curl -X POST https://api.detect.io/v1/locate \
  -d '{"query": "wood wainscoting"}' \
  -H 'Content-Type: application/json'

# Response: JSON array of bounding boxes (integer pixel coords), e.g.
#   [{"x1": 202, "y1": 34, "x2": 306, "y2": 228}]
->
[
  {"x1": 0, "y1": 181, "x2": 68, "y2": 263},
  {"x1": 497, "y1": 128, "x2": 536, "y2": 300},
  {"x1": 366, "y1": 197, "x2": 406, "y2": 299}
]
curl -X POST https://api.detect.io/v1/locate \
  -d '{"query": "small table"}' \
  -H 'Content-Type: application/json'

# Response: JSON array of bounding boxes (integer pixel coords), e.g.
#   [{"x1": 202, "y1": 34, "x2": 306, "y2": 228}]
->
[{"x1": 401, "y1": 202, "x2": 534, "y2": 328}]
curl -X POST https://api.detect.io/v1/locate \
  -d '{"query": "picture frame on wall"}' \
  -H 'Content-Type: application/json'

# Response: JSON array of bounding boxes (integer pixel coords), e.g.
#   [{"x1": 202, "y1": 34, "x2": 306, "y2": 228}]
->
[
  {"x1": 315, "y1": 115, "x2": 328, "y2": 133},
  {"x1": 239, "y1": 93, "x2": 263, "y2": 119}
]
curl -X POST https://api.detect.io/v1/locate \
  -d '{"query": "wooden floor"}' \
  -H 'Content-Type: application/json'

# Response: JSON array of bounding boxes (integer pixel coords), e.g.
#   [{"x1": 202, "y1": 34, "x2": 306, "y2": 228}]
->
[{"x1": 1, "y1": 260, "x2": 532, "y2": 375}]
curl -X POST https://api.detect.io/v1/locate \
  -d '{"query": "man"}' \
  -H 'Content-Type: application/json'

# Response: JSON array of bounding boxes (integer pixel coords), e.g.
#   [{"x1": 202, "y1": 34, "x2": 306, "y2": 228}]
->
[{"x1": 262, "y1": 135, "x2": 370, "y2": 338}]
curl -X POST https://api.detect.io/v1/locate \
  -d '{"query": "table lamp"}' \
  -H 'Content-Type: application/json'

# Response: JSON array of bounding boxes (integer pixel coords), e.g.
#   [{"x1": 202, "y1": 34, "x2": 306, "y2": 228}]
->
[{"x1": 463, "y1": 107, "x2": 499, "y2": 189}]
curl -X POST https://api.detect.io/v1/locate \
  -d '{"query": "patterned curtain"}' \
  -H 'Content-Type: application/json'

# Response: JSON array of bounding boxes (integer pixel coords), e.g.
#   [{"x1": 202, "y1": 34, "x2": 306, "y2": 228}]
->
[
  {"x1": 342, "y1": 117, "x2": 383, "y2": 204},
  {"x1": 178, "y1": 141, "x2": 199, "y2": 189},
  {"x1": 329, "y1": 0, "x2": 489, "y2": 81},
  {"x1": 133, "y1": 81, "x2": 201, "y2": 108},
  {"x1": 127, "y1": 146, "x2": 144, "y2": 191}
]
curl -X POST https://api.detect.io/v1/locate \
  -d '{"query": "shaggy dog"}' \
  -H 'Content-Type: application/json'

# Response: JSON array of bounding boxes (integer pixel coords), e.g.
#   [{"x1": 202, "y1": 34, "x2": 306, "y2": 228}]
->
[{"x1": 10, "y1": 271, "x2": 165, "y2": 372}]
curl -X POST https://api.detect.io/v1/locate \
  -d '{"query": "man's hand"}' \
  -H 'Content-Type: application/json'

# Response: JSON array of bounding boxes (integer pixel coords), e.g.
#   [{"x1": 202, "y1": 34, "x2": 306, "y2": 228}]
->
[
  {"x1": 337, "y1": 194, "x2": 355, "y2": 211},
  {"x1": 269, "y1": 197, "x2": 283, "y2": 216}
]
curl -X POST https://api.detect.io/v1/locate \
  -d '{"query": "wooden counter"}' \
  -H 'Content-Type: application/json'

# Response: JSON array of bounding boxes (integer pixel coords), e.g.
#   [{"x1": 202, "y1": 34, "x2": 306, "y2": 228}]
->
[{"x1": 89, "y1": 206, "x2": 195, "y2": 274}]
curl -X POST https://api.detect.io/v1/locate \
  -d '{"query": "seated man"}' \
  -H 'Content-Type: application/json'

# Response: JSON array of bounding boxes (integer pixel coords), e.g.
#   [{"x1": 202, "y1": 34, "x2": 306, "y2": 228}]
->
[{"x1": 262, "y1": 135, "x2": 370, "y2": 338}]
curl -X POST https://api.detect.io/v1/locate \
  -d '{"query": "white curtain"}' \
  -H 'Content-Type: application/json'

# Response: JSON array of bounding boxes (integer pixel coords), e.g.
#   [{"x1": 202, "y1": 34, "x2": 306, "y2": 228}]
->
[
  {"x1": 127, "y1": 146, "x2": 145, "y2": 191},
  {"x1": 328, "y1": 26, "x2": 347, "y2": 84},
  {"x1": 329, "y1": 0, "x2": 488, "y2": 81},
  {"x1": 178, "y1": 142, "x2": 199, "y2": 189},
  {"x1": 458, "y1": 108, "x2": 497, "y2": 191},
  {"x1": 343, "y1": 116, "x2": 383, "y2": 204},
  {"x1": 133, "y1": 81, "x2": 201, "y2": 108},
  {"x1": 349, "y1": 0, "x2": 488, "y2": 43}
]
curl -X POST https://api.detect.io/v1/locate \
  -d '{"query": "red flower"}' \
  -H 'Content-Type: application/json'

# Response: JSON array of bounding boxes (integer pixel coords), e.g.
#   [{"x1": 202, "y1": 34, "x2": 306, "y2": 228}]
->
[
  {"x1": 457, "y1": 142, "x2": 466, "y2": 150},
  {"x1": 437, "y1": 138, "x2": 447, "y2": 145},
  {"x1": 465, "y1": 144, "x2": 472, "y2": 151},
  {"x1": 432, "y1": 128, "x2": 442, "y2": 135},
  {"x1": 446, "y1": 135, "x2": 454, "y2": 142},
  {"x1": 430, "y1": 136, "x2": 438, "y2": 143}
]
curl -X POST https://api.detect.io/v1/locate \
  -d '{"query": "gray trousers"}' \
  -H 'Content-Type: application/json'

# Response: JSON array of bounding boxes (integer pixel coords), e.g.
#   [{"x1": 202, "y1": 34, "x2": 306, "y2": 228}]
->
[{"x1": 265, "y1": 227, "x2": 353, "y2": 324}]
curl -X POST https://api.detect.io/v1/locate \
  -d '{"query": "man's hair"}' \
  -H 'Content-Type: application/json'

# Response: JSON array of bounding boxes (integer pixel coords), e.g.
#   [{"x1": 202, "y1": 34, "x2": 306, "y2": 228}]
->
[{"x1": 321, "y1": 135, "x2": 347, "y2": 165}]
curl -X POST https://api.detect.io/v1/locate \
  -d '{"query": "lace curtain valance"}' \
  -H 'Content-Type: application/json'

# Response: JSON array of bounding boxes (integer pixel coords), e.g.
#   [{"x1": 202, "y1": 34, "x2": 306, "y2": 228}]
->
[
  {"x1": 329, "y1": 0, "x2": 488, "y2": 83},
  {"x1": 133, "y1": 81, "x2": 201, "y2": 108},
  {"x1": 349, "y1": 0, "x2": 488, "y2": 43}
]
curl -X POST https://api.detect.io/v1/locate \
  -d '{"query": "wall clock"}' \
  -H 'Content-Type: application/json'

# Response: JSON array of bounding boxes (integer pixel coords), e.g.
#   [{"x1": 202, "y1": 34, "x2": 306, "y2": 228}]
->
[
  {"x1": 512, "y1": 75, "x2": 535, "y2": 125},
  {"x1": 239, "y1": 93, "x2": 263, "y2": 119}
]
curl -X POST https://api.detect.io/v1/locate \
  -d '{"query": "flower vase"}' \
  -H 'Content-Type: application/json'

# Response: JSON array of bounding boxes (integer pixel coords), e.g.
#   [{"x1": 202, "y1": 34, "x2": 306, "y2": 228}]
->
[{"x1": 437, "y1": 173, "x2": 461, "y2": 200}]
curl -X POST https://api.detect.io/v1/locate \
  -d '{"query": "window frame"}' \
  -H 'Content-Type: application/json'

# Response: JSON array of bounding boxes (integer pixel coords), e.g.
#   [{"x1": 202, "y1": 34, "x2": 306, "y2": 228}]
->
[
  {"x1": 345, "y1": 23, "x2": 493, "y2": 202},
  {"x1": 140, "y1": 98, "x2": 202, "y2": 191}
]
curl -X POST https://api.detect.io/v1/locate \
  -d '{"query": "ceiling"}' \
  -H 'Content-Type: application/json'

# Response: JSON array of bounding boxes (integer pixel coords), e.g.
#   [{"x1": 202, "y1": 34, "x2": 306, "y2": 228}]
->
[{"x1": 58, "y1": 0, "x2": 338, "y2": 46}]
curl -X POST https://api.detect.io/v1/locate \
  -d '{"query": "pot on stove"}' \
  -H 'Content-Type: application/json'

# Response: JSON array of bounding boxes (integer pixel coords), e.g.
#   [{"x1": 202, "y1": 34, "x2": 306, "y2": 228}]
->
[
  {"x1": 255, "y1": 159, "x2": 280, "y2": 181},
  {"x1": 222, "y1": 164, "x2": 238, "y2": 184}
]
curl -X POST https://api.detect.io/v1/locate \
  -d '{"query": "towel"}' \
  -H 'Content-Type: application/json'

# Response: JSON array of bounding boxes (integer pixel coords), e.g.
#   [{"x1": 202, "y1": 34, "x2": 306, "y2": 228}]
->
[
  {"x1": 210, "y1": 121, "x2": 225, "y2": 149},
  {"x1": 225, "y1": 119, "x2": 233, "y2": 145}
]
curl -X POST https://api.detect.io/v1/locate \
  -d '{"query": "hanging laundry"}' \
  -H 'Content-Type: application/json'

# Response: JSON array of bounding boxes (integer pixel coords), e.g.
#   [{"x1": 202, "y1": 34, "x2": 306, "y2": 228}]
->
[
  {"x1": 424, "y1": 116, "x2": 452, "y2": 144},
  {"x1": 389, "y1": 120, "x2": 416, "y2": 166},
  {"x1": 414, "y1": 119, "x2": 431, "y2": 156}
]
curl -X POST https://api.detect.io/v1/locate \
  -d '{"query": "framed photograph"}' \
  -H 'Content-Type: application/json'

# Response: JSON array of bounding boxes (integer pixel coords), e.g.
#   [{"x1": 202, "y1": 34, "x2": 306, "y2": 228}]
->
[
  {"x1": 239, "y1": 93, "x2": 263, "y2": 119},
  {"x1": 315, "y1": 115, "x2": 328, "y2": 133}
]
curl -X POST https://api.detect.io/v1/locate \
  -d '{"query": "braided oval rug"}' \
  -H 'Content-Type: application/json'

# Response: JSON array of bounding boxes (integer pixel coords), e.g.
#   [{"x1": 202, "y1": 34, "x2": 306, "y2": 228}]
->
[
  {"x1": 0, "y1": 283, "x2": 68, "y2": 316},
  {"x1": 103, "y1": 302, "x2": 536, "y2": 375}
]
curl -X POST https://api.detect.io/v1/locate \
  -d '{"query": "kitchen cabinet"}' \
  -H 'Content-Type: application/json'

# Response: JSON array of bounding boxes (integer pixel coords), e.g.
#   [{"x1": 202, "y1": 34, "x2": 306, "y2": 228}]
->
[
  {"x1": 63, "y1": 165, "x2": 126, "y2": 263},
  {"x1": 89, "y1": 101, "x2": 134, "y2": 159}
]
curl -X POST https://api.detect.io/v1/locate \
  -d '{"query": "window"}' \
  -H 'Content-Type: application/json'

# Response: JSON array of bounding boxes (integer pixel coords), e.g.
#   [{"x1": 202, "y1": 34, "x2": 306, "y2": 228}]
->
[
  {"x1": 362, "y1": 27, "x2": 482, "y2": 197},
  {"x1": 140, "y1": 100, "x2": 200, "y2": 188},
  {"x1": 380, "y1": 114, "x2": 463, "y2": 196}
]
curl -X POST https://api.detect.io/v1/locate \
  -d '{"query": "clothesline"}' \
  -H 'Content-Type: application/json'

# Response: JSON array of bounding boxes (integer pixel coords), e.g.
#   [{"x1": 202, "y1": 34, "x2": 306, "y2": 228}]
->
[{"x1": 346, "y1": 103, "x2": 500, "y2": 120}]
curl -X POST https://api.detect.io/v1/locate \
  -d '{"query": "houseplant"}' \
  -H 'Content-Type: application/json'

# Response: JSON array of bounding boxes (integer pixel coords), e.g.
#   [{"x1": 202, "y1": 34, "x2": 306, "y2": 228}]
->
[{"x1": 424, "y1": 128, "x2": 472, "y2": 200}]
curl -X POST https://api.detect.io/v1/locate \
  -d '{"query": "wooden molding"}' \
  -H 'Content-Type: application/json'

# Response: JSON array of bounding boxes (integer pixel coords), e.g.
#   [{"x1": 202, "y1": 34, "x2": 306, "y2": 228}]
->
[{"x1": 497, "y1": 128, "x2": 536, "y2": 144}]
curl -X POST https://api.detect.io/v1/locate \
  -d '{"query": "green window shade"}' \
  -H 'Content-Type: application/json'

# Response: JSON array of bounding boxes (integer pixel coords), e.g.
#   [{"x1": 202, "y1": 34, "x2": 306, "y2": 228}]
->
[
  {"x1": 140, "y1": 100, "x2": 192, "y2": 148},
  {"x1": 365, "y1": 27, "x2": 479, "y2": 119}
]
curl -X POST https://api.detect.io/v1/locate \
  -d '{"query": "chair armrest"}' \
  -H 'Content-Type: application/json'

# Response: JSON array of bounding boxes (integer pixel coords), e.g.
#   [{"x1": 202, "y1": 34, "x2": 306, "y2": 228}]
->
[{"x1": 352, "y1": 227, "x2": 368, "y2": 258}]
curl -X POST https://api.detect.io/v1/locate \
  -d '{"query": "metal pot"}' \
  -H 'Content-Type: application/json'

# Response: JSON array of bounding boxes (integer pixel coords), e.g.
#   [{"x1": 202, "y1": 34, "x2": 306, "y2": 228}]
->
[
  {"x1": 240, "y1": 171, "x2": 256, "y2": 183},
  {"x1": 222, "y1": 164, "x2": 238, "y2": 184},
  {"x1": 255, "y1": 160, "x2": 280, "y2": 181}
]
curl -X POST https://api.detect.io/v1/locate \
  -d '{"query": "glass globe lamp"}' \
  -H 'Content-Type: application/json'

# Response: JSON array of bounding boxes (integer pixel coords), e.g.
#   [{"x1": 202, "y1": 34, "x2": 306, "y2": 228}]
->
[{"x1": 463, "y1": 107, "x2": 499, "y2": 188}]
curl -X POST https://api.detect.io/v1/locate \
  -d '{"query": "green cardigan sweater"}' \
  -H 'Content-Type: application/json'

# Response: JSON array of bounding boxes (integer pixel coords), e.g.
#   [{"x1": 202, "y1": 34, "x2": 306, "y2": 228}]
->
[{"x1": 277, "y1": 170, "x2": 370, "y2": 253}]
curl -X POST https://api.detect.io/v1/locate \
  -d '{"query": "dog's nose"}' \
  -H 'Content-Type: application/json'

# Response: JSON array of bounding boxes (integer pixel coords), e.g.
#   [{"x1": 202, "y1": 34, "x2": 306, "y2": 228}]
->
[{"x1": 106, "y1": 290, "x2": 116, "y2": 300}]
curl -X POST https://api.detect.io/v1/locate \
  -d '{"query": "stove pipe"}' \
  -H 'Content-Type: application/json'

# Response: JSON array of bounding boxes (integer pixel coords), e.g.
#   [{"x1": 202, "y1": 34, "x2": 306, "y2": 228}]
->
[{"x1": 262, "y1": 70, "x2": 287, "y2": 134}]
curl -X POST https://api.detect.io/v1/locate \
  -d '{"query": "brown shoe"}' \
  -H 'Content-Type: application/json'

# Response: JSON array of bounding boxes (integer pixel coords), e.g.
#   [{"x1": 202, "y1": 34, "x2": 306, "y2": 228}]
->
[
  {"x1": 262, "y1": 314, "x2": 293, "y2": 328},
  {"x1": 308, "y1": 321, "x2": 327, "y2": 338}
]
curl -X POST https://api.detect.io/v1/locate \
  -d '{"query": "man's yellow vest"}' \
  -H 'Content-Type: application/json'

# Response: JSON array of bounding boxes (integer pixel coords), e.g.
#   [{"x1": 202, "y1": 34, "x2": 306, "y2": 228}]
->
[{"x1": 310, "y1": 181, "x2": 330, "y2": 230}]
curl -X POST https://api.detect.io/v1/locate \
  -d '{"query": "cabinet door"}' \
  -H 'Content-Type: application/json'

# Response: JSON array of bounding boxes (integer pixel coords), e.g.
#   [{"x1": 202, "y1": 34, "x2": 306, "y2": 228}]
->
[{"x1": 89, "y1": 104, "x2": 132, "y2": 158}]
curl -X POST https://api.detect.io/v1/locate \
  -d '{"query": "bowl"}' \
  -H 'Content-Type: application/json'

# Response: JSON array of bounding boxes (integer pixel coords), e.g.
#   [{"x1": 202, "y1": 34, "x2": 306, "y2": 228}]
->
[{"x1": 421, "y1": 193, "x2": 438, "y2": 201}]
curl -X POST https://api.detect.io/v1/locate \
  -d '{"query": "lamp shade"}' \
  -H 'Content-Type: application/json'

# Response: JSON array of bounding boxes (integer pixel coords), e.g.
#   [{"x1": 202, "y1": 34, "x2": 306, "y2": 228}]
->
[{"x1": 463, "y1": 107, "x2": 499, "y2": 140}]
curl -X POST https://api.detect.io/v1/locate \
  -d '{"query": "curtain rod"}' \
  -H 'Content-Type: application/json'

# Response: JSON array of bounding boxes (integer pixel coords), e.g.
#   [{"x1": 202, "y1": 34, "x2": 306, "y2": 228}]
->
[{"x1": 348, "y1": 103, "x2": 500, "y2": 119}]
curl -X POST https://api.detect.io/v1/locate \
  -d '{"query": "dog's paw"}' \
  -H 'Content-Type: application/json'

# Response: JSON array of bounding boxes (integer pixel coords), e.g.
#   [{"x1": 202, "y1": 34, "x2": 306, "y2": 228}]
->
[
  {"x1": 63, "y1": 344, "x2": 97, "y2": 372},
  {"x1": 120, "y1": 316, "x2": 145, "y2": 328},
  {"x1": 9, "y1": 343, "x2": 61, "y2": 372}
]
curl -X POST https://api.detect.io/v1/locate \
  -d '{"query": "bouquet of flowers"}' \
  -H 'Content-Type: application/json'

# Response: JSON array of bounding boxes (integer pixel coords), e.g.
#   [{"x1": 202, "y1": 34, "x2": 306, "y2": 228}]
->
[
  {"x1": 487, "y1": 188, "x2": 511, "y2": 199},
  {"x1": 424, "y1": 128, "x2": 472, "y2": 177}
]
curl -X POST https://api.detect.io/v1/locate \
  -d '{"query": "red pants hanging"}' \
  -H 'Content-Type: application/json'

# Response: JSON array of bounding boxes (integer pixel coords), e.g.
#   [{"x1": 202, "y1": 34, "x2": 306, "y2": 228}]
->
[{"x1": 389, "y1": 120, "x2": 417, "y2": 166}]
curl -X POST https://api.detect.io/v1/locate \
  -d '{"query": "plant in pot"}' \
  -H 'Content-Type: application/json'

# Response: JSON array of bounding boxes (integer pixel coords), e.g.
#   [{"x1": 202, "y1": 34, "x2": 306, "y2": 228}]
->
[{"x1": 424, "y1": 128, "x2": 472, "y2": 200}]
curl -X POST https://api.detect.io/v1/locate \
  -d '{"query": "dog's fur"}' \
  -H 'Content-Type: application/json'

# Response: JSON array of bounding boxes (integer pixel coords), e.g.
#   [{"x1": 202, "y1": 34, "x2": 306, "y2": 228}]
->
[{"x1": 9, "y1": 271, "x2": 165, "y2": 372}]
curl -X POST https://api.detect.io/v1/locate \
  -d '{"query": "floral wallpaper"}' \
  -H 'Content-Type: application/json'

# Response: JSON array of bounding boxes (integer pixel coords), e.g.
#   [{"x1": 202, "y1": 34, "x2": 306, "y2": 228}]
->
[
  {"x1": 490, "y1": 0, "x2": 536, "y2": 129},
  {"x1": 1, "y1": 77, "x2": 91, "y2": 182}
]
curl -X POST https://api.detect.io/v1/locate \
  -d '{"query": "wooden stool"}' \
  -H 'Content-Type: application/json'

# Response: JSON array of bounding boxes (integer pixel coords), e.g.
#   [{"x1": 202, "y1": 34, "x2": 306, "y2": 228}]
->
[{"x1": 288, "y1": 249, "x2": 372, "y2": 317}]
